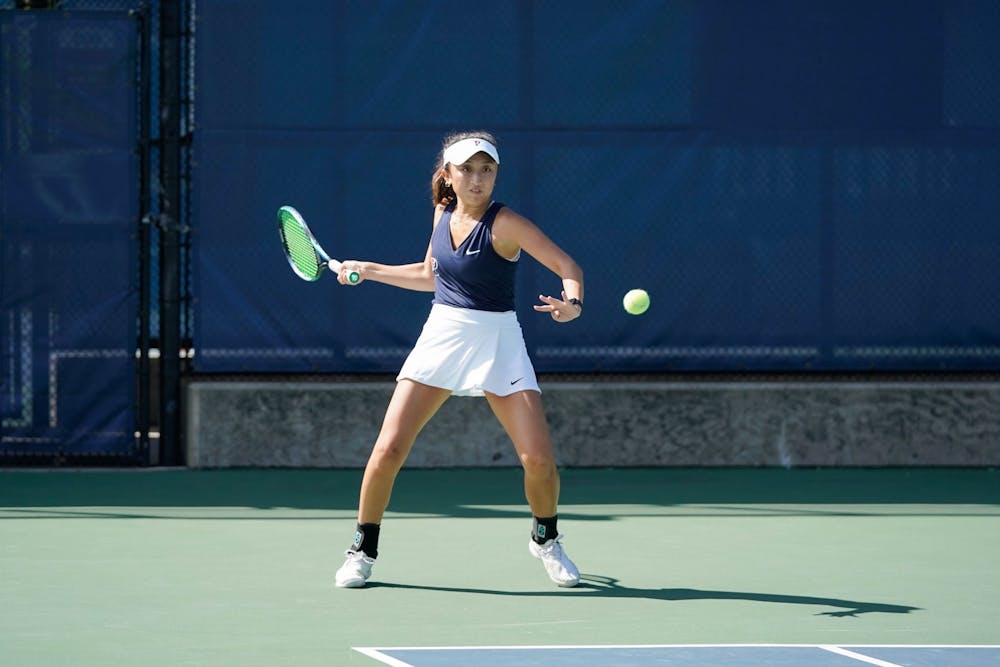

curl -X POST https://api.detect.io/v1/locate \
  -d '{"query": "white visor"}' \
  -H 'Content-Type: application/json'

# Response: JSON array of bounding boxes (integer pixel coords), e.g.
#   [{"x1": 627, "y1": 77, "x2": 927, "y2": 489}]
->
[{"x1": 443, "y1": 137, "x2": 500, "y2": 166}]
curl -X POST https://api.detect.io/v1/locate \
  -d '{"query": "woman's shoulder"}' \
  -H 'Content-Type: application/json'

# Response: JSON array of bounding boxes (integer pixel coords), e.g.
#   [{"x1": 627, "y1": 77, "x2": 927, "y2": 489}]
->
[{"x1": 493, "y1": 204, "x2": 533, "y2": 229}]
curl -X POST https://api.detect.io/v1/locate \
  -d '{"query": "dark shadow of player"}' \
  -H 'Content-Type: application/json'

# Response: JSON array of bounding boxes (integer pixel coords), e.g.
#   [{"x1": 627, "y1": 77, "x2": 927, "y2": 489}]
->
[{"x1": 368, "y1": 574, "x2": 920, "y2": 618}]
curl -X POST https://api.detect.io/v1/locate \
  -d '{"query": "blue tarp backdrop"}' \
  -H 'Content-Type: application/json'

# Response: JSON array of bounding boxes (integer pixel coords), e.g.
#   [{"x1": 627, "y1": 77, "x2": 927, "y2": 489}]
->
[
  {"x1": 194, "y1": 1, "x2": 995, "y2": 374},
  {"x1": 0, "y1": 11, "x2": 139, "y2": 455}
]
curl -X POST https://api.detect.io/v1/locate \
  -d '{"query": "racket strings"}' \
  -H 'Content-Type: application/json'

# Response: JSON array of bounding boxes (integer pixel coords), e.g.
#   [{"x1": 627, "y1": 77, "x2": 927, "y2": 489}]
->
[{"x1": 280, "y1": 214, "x2": 322, "y2": 280}]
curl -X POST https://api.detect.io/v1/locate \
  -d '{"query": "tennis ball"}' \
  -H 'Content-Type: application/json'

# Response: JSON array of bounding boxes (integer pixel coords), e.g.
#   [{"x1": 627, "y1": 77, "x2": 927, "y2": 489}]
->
[{"x1": 623, "y1": 289, "x2": 650, "y2": 315}]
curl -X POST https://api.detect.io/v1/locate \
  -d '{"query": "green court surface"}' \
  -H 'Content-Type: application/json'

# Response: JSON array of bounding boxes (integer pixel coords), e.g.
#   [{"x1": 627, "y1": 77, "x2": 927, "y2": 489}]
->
[{"x1": 1, "y1": 467, "x2": 998, "y2": 666}]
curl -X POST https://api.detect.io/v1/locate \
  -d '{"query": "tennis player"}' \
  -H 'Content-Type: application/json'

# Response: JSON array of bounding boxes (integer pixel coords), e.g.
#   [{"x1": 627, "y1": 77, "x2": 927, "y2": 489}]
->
[{"x1": 332, "y1": 131, "x2": 584, "y2": 588}]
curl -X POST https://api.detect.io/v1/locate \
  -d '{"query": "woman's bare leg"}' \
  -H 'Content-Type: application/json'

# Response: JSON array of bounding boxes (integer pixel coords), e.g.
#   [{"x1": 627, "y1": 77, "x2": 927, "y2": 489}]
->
[
  {"x1": 357, "y1": 380, "x2": 451, "y2": 524},
  {"x1": 484, "y1": 389, "x2": 559, "y2": 517},
  {"x1": 485, "y1": 388, "x2": 578, "y2": 586}
]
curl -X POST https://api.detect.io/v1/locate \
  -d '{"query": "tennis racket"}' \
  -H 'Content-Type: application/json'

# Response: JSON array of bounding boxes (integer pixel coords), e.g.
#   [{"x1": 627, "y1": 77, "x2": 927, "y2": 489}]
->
[{"x1": 277, "y1": 205, "x2": 359, "y2": 283}]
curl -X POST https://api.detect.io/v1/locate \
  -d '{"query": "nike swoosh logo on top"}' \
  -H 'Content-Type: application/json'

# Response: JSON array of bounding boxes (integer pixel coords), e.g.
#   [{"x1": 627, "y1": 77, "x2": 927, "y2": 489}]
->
[
  {"x1": 510, "y1": 378, "x2": 524, "y2": 385},
  {"x1": 465, "y1": 248, "x2": 481, "y2": 255}
]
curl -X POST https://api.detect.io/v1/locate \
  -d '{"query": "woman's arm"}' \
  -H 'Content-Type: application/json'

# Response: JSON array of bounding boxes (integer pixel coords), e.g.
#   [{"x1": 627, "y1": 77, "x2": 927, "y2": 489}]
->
[
  {"x1": 493, "y1": 207, "x2": 584, "y2": 322},
  {"x1": 336, "y1": 206, "x2": 445, "y2": 292},
  {"x1": 339, "y1": 258, "x2": 435, "y2": 291}
]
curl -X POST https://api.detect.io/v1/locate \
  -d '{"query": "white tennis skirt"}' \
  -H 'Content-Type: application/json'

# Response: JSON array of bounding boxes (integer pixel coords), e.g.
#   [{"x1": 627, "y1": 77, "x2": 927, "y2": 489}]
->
[{"x1": 397, "y1": 303, "x2": 540, "y2": 397}]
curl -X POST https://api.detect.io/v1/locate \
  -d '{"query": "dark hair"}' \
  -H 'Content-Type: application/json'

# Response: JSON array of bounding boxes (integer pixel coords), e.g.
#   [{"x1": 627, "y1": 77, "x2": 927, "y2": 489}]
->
[{"x1": 430, "y1": 130, "x2": 499, "y2": 207}]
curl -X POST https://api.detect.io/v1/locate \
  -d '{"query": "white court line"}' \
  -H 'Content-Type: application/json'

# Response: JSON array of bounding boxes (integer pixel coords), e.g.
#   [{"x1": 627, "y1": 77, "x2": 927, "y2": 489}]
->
[
  {"x1": 354, "y1": 644, "x2": 1000, "y2": 666},
  {"x1": 357, "y1": 644, "x2": 1000, "y2": 650},
  {"x1": 356, "y1": 643, "x2": 810, "y2": 653},
  {"x1": 819, "y1": 645, "x2": 905, "y2": 667},
  {"x1": 352, "y1": 647, "x2": 414, "y2": 667}
]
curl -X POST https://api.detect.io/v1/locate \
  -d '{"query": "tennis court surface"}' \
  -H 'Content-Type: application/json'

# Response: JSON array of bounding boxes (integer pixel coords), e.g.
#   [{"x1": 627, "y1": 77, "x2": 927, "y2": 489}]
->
[{"x1": 1, "y1": 467, "x2": 997, "y2": 666}]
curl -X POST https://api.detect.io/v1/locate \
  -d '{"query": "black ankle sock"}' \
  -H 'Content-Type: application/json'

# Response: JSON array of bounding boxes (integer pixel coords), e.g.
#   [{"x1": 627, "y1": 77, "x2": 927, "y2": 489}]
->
[
  {"x1": 350, "y1": 523, "x2": 380, "y2": 558},
  {"x1": 531, "y1": 515, "x2": 558, "y2": 545}
]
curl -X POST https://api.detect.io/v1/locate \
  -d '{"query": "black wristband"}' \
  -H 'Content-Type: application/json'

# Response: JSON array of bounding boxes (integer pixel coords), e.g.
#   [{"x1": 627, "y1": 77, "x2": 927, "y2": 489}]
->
[{"x1": 568, "y1": 297, "x2": 583, "y2": 311}]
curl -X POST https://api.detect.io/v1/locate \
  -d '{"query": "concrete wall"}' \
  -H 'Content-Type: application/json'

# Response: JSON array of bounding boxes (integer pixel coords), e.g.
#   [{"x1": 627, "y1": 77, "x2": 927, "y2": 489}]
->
[{"x1": 184, "y1": 378, "x2": 1000, "y2": 468}]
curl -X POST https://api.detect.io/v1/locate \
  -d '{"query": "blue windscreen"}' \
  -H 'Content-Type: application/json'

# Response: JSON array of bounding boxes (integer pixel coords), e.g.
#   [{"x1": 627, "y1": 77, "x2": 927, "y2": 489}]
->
[
  {"x1": 1, "y1": 12, "x2": 139, "y2": 456},
  {"x1": 192, "y1": 0, "x2": 1000, "y2": 373}
]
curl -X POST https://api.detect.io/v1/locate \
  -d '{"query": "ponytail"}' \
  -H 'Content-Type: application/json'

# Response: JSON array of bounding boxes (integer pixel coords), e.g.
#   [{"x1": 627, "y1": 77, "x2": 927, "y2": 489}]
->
[{"x1": 430, "y1": 173, "x2": 455, "y2": 207}]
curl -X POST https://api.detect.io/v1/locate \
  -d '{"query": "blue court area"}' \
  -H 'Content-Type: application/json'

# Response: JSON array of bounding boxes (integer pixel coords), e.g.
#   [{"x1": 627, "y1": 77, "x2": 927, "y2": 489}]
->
[{"x1": 356, "y1": 645, "x2": 1000, "y2": 667}]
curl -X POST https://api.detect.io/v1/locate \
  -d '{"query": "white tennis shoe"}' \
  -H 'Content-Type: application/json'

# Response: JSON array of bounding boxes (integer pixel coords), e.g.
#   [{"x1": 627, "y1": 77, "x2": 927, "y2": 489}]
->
[
  {"x1": 335, "y1": 550, "x2": 375, "y2": 588},
  {"x1": 528, "y1": 534, "x2": 580, "y2": 587}
]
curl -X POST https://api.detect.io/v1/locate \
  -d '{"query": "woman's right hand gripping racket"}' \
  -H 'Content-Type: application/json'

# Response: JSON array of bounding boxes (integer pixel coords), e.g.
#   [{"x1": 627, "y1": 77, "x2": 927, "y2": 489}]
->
[{"x1": 277, "y1": 205, "x2": 360, "y2": 284}]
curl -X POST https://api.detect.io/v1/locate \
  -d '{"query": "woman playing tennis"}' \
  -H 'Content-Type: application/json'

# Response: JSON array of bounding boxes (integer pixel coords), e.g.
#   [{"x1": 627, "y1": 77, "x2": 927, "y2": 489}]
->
[{"x1": 333, "y1": 131, "x2": 584, "y2": 588}]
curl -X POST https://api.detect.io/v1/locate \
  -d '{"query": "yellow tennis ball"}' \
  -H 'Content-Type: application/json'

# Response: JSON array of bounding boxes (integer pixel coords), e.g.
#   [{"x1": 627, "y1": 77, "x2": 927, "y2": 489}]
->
[{"x1": 623, "y1": 289, "x2": 650, "y2": 315}]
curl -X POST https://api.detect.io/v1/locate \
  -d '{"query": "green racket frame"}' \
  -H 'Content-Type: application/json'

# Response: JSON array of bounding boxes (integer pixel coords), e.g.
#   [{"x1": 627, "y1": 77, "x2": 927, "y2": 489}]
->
[{"x1": 277, "y1": 205, "x2": 359, "y2": 283}]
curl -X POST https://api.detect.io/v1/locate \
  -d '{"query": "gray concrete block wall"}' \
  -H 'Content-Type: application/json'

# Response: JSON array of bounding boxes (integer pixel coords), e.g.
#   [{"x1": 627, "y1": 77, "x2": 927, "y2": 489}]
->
[{"x1": 184, "y1": 380, "x2": 1000, "y2": 468}]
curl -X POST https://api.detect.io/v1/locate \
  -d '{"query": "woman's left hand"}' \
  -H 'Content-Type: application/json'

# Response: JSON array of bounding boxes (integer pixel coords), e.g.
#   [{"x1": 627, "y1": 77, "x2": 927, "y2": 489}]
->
[{"x1": 534, "y1": 291, "x2": 582, "y2": 323}]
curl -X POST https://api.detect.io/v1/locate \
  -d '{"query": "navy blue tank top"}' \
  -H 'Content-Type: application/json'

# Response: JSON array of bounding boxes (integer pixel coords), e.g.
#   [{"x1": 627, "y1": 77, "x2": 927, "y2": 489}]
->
[{"x1": 431, "y1": 201, "x2": 518, "y2": 312}]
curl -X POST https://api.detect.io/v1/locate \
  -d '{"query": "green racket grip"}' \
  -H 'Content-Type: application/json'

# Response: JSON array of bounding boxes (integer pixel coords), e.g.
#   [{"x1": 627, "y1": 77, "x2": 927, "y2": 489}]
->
[{"x1": 328, "y1": 259, "x2": 360, "y2": 284}]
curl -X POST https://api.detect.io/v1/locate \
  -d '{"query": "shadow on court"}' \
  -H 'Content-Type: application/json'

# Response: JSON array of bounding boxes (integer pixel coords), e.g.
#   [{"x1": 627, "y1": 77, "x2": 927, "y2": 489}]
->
[
  {"x1": 1, "y1": 468, "x2": 998, "y2": 515},
  {"x1": 367, "y1": 574, "x2": 921, "y2": 619}
]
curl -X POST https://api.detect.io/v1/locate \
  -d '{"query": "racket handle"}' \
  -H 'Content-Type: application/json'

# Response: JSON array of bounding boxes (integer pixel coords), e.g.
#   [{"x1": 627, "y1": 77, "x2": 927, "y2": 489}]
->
[{"x1": 327, "y1": 259, "x2": 360, "y2": 284}]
